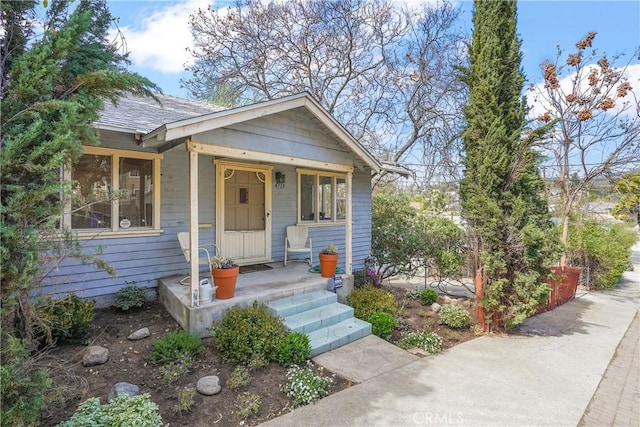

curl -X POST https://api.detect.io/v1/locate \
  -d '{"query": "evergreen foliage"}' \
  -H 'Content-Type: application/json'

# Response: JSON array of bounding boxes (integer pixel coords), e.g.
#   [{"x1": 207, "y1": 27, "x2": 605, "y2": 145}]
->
[
  {"x1": 1, "y1": 2, "x2": 158, "y2": 423},
  {"x1": 0, "y1": 336, "x2": 52, "y2": 427},
  {"x1": 208, "y1": 302, "x2": 288, "y2": 364},
  {"x1": 1, "y1": 0, "x2": 157, "y2": 343},
  {"x1": 567, "y1": 222, "x2": 636, "y2": 289},
  {"x1": 612, "y1": 170, "x2": 640, "y2": 225},
  {"x1": 460, "y1": 0, "x2": 561, "y2": 329},
  {"x1": 371, "y1": 191, "x2": 465, "y2": 280}
]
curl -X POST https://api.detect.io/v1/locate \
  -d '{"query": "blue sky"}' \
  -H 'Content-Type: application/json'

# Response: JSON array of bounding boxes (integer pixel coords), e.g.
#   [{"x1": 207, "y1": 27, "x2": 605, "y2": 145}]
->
[{"x1": 98, "y1": 0, "x2": 639, "y2": 99}]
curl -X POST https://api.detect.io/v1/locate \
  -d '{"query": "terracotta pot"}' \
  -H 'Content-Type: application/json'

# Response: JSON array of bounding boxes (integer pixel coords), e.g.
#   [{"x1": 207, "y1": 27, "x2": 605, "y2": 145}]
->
[
  {"x1": 319, "y1": 253, "x2": 339, "y2": 278},
  {"x1": 212, "y1": 265, "x2": 239, "y2": 299}
]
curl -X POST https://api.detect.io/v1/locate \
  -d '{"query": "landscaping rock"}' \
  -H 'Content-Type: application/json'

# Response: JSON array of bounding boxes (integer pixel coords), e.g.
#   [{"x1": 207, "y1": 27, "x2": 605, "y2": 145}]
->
[
  {"x1": 196, "y1": 375, "x2": 221, "y2": 395},
  {"x1": 127, "y1": 327, "x2": 150, "y2": 341},
  {"x1": 441, "y1": 296, "x2": 455, "y2": 305},
  {"x1": 108, "y1": 382, "x2": 139, "y2": 401},
  {"x1": 82, "y1": 346, "x2": 109, "y2": 366},
  {"x1": 430, "y1": 302, "x2": 441, "y2": 313}
]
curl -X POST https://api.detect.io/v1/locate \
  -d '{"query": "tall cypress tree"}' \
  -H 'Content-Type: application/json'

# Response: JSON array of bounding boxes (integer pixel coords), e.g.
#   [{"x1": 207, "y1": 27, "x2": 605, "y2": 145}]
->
[{"x1": 460, "y1": 0, "x2": 560, "y2": 329}]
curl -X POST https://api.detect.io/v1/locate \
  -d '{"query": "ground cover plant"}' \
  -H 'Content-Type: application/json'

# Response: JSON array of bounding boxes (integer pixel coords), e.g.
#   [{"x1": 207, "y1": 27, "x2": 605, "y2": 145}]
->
[
  {"x1": 439, "y1": 304, "x2": 472, "y2": 329},
  {"x1": 113, "y1": 285, "x2": 147, "y2": 311},
  {"x1": 39, "y1": 286, "x2": 481, "y2": 426},
  {"x1": 41, "y1": 303, "x2": 353, "y2": 426}
]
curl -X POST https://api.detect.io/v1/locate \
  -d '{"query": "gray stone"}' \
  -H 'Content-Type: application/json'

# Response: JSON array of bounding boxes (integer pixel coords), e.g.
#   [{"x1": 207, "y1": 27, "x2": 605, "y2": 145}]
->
[
  {"x1": 82, "y1": 346, "x2": 109, "y2": 366},
  {"x1": 430, "y1": 302, "x2": 441, "y2": 313},
  {"x1": 441, "y1": 296, "x2": 455, "y2": 305},
  {"x1": 196, "y1": 375, "x2": 221, "y2": 395},
  {"x1": 127, "y1": 327, "x2": 150, "y2": 341},
  {"x1": 108, "y1": 382, "x2": 139, "y2": 401}
]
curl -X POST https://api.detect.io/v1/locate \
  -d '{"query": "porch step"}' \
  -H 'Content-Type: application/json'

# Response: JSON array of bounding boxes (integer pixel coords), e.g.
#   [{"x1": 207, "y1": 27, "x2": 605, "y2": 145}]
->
[
  {"x1": 267, "y1": 290, "x2": 337, "y2": 318},
  {"x1": 307, "y1": 318, "x2": 372, "y2": 357},
  {"x1": 285, "y1": 303, "x2": 354, "y2": 333},
  {"x1": 267, "y1": 290, "x2": 370, "y2": 357}
]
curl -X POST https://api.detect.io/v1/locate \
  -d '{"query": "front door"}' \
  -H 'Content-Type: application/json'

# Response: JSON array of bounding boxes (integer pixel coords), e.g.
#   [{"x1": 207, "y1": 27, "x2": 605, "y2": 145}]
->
[{"x1": 215, "y1": 161, "x2": 272, "y2": 265}]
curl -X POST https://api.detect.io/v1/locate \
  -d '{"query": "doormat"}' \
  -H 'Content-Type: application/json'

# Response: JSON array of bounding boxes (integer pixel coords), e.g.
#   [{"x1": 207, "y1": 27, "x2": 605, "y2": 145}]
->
[{"x1": 239, "y1": 264, "x2": 274, "y2": 274}]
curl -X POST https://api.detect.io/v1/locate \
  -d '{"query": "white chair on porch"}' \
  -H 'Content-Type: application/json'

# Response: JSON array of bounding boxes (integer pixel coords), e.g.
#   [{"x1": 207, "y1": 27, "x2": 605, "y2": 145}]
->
[
  {"x1": 284, "y1": 225, "x2": 312, "y2": 266},
  {"x1": 177, "y1": 232, "x2": 218, "y2": 285}
]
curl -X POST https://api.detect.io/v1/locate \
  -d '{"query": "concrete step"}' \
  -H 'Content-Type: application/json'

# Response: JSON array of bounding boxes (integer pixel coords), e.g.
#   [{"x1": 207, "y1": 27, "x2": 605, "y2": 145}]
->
[
  {"x1": 267, "y1": 290, "x2": 337, "y2": 318},
  {"x1": 267, "y1": 290, "x2": 371, "y2": 357},
  {"x1": 284, "y1": 303, "x2": 354, "y2": 333},
  {"x1": 307, "y1": 318, "x2": 372, "y2": 357}
]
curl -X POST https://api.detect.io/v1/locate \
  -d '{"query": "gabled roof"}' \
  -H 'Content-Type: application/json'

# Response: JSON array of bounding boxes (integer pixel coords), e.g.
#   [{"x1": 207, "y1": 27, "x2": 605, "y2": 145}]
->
[
  {"x1": 96, "y1": 92, "x2": 410, "y2": 176},
  {"x1": 95, "y1": 93, "x2": 224, "y2": 134},
  {"x1": 141, "y1": 92, "x2": 385, "y2": 173}
]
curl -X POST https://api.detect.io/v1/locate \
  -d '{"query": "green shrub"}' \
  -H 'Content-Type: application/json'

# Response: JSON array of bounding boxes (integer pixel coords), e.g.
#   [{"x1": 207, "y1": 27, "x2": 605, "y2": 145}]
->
[
  {"x1": 353, "y1": 269, "x2": 371, "y2": 288},
  {"x1": 114, "y1": 285, "x2": 147, "y2": 311},
  {"x1": 172, "y1": 387, "x2": 195, "y2": 415},
  {"x1": 1, "y1": 336, "x2": 52, "y2": 427},
  {"x1": 158, "y1": 355, "x2": 194, "y2": 384},
  {"x1": 208, "y1": 302, "x2": 288, "y2": 364},
  {"x1": 228, "y1": 366, "x2": 251, "y2": 390},
  {"x1": 368, "y1": 312, "x2": 397, "y2": 340},
  {"x1": 567, "y1": 221, "x2": 636, "y2": 289},
  {"x1": 57, "y1": 393, "x2": 162, "y2": 427},
  {"x1": 276, "y1": 332, "x2": 311, "y2": 367},
  {"x1": 149, "y1": 331, "x2": 203, "y2": 365},
  {"x1": 247, "y1": 355, "x2": 270, "y2": 370},
  {"x1": 282, "y1": 362, "x2": 335, "y2": 408},
  {"x1": 438, "y1": 304, "x2": 472, "y2": 329},
  {"x1": 236, "y1": 392, "x2": 261, "y2": 419},
  {"x1": 419, "y1": 289, "x2": 439, "y2": 305},
  {"x1": 347, "y1": 284, "x2": 397, "y2": 321},
  {"x1": 396, "y1": 330, "x2": 443, "y2": 354},
  {"x1": 37, "y1": 294, "x2": 95, "y2": 345},
  {"x1": 406, "y1": 288, "x2": 422, "y2": 299}
]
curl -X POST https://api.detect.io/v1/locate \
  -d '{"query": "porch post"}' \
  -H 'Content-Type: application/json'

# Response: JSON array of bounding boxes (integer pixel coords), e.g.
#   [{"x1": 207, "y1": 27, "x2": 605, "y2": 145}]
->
[
  {"x1": 189, "y1": 149, "x2": 199, "y2": 307},
  {"x1": 345, "y1": 171, "x2": 353, "y2": 274}
]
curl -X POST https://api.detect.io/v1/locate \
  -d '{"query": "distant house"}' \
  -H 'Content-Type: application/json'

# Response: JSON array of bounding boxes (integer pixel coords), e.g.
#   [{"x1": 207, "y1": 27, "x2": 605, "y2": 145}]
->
[
  {"x1": 43, "y1": 92, "x2": 401, "y2": 306},
  {"x1": 584, "y1": 201, "x2": 617, "y2": 222}
]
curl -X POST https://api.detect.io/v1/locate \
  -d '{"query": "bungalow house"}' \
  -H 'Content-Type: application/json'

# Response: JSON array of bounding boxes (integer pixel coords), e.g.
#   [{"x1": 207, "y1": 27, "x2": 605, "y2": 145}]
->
[{"x1": 43, "y1": 92, "x2": 403, "y2": 336}]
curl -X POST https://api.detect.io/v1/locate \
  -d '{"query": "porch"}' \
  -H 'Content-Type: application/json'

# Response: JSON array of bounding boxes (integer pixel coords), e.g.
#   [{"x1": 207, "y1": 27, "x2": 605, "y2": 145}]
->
[{"x1": 158, "y1": 262, "x2": 353, "y2": 337}]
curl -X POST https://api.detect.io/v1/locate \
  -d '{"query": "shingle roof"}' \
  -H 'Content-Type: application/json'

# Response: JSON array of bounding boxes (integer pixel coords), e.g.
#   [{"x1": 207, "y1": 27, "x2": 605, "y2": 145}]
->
[{"x1": 95, "y1": 93, "x2": 225, "y2": 134}]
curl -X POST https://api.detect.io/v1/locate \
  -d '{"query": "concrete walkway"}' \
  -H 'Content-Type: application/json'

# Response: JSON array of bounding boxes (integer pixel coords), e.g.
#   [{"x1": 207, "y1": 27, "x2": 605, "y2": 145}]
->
[{"x1": 262, "y1": 243, "x2": 639, "y2": 427}]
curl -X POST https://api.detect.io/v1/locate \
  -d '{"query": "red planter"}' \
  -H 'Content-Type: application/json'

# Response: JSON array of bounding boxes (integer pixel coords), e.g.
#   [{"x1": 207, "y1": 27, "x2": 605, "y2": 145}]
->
[
  {"x1": 319, "y1": 253, "x2": 339, "y2": 278},
  {"x1": 212, "y1": 265, "x2": 239, "y2": 299}
]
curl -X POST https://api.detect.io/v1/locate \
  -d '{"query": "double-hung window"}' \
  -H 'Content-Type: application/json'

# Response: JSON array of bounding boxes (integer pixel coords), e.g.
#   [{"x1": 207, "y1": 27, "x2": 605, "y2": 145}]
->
[
  {"x1": 298, "y1": 169, "x2": 347, "y2": 224},
  {"x1": 64, "y1": 146, "x2": 162, "y2": 236}
]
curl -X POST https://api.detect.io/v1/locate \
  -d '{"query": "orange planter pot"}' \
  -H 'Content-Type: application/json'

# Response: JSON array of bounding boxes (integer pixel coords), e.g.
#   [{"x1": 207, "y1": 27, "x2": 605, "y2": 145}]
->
[
  {"x1": 212, "y1": 266, "x2": 239, "y2": 299},
  {"x1": 319, "y1": 253, "x2": 339, "y2": 278}
]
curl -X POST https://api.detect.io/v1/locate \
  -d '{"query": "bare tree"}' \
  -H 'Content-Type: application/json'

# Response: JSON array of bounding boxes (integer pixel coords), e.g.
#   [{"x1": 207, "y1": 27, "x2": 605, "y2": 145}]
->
[
  {"x1": 184, "y1": 0, "x2": 466, "y2": 187},
  {"x1": 531, "y1": 32, "x2": 640, "y2": 264}
]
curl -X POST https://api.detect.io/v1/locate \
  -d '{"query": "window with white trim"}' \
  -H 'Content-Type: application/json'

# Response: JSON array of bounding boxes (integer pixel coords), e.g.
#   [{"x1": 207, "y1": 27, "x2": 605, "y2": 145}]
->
[
  {"x1": 65, "y1": 146, "x2": 162, "y2": 233},
  {"x1": 298, "y1": 169, "x2": 347, "y2": 224}
]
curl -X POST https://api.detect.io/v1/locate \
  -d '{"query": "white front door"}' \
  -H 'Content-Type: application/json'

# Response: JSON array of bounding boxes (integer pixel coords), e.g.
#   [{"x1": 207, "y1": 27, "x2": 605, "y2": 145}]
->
[{"x1": 215, "y1": 161, "x2": 272, "y2": 265}]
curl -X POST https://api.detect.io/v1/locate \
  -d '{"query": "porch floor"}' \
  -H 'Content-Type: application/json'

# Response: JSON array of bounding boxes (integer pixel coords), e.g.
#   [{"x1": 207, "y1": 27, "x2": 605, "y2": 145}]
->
[{"x1": 158, "y1": 262, "x2": 333, "y2": 337}]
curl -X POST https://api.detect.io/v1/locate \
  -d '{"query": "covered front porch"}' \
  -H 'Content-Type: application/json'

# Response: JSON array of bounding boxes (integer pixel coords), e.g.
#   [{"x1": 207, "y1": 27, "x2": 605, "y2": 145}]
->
[{"x1": 158, "y1": 262, "x2": 353, "y2": 336}]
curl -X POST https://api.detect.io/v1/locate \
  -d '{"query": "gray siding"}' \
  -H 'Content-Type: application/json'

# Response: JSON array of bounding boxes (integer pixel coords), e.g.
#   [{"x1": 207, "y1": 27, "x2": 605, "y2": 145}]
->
[
  {"x1": 42, "y1": 146, "x2": 216, "y2": 305},
  {"x1": 351, "y1": 168, "x2": 373, "y2": 271},
  {"x1": 43, "y1": 113, "x2": 374, "y2": 304},
  {"x1": 195, "y1": 109, "x2": 355, "y2": 166}
]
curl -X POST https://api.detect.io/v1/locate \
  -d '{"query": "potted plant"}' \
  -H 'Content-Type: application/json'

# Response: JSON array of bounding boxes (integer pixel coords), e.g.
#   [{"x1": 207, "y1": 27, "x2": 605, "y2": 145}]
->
[
  {"x1": 318, "y1": 244, "x2": 339, "y2": 278},
  {"x1": 212, "y1": 256, "x2": 239, "y2": 299}
]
